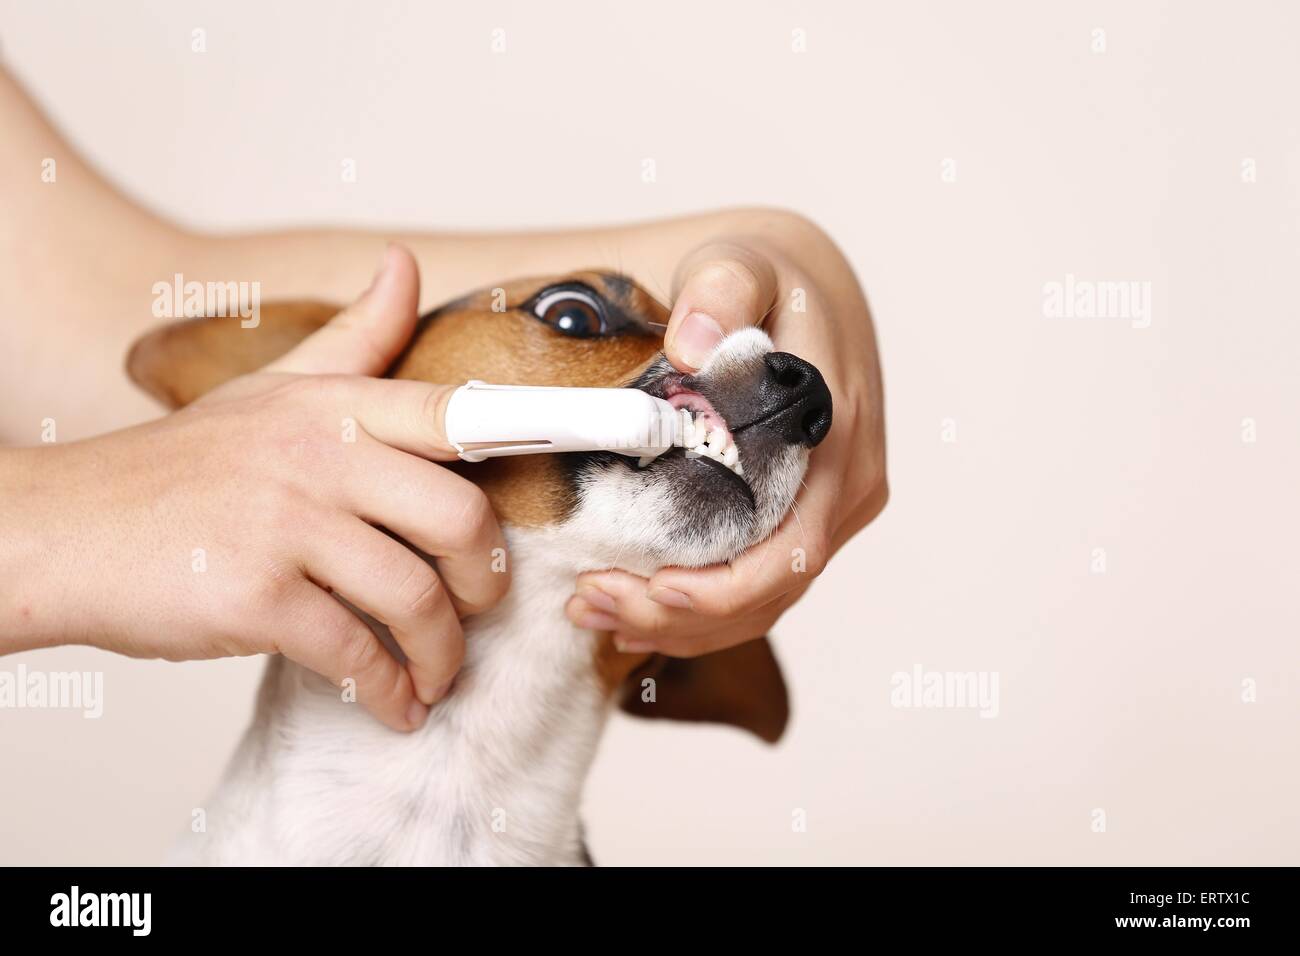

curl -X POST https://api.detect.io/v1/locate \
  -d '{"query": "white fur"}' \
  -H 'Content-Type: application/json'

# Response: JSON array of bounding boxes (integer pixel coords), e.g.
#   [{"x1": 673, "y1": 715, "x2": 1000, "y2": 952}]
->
[{"x1": 171, "y1": 330, "x2": 805, "y2": 866}]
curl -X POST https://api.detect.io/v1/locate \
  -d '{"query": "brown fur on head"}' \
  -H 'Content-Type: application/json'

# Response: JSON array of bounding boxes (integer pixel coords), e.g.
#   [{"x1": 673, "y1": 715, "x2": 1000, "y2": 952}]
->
[{"x1": 127, "y1": 271, "x2": 791, "y2": 743}]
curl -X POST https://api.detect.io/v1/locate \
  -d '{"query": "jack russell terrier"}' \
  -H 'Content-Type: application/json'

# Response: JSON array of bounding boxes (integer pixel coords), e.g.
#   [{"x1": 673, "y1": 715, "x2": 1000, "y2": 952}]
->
[{"x1": 127, "y1": 271, "x2": 833, "y2": 865}]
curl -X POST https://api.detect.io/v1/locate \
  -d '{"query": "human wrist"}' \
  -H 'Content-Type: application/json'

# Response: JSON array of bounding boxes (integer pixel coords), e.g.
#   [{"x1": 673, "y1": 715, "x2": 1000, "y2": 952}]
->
[{"x1": 0, "y1": 445, "x2": 92, "y2": 653}]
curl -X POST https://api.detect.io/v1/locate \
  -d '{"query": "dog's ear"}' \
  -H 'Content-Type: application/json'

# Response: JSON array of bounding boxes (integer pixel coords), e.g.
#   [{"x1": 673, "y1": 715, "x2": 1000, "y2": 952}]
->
[
  {"x1": 618, "y1": 637, "x2": 789, "y2": 744},
  {"x1": 126, "y1": 301, "x2": 340, "y2": 408}
]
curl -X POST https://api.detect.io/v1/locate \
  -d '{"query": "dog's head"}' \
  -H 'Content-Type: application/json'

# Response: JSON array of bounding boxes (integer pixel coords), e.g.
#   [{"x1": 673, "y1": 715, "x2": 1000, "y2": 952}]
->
[{"x1": 128, "y1": 271, "x2": 833, "y2": 742}]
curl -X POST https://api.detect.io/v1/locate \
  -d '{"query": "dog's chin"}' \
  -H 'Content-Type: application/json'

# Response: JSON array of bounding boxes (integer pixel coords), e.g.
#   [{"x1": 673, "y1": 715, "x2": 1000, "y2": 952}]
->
[
  {"x1": 626, "y1": 446, "x2": 758, "y2": 567},
  {"x1": 567, "y1": 441, "x2": 805, "y2": 571}
]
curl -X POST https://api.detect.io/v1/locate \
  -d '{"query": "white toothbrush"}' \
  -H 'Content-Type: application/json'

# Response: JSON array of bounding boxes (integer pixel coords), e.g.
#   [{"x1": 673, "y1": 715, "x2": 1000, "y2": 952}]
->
[{"x1": 443, "y1": 381, "x2": 690, "y2": 466}]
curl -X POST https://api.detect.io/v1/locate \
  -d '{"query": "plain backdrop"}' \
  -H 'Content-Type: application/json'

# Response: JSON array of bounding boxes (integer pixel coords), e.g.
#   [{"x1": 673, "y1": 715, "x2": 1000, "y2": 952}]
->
[{"x1": 1, "y1": 0, "x2": 1297, "y2": 865}]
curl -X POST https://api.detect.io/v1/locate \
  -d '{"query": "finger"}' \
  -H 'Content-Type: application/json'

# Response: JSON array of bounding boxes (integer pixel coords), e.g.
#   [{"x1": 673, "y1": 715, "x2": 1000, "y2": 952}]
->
[
  {"x1": 567, "y1": 573, "x2": 797, "y2": 657},
  {"x1": 663, "y1": 242, "x2": 779, "y2": 371},
  {"x1": 323, "y1": 376, "x2": 463, "y2": 462},
  {"x1": 340, "y1": 440, "x2": 510, "y2": 616},
  {"x1": 565, "y1": 594, "x2": 708, "y2": 656},
  {"x1": 569, "y1": 571, "x2": 685, "y2": 634},
  {"x1": 275, "y1": 581, "x2": 426, "y2": 732},
  {"x1": 632, "y1": 583, "x2": 802, "y2": 658},
  {"x1": 565, "y1": 591, "x2": 788, "y2": 659},
  {"x1": 269, "y1": 243, "x2": 420, "y2": 376},
  {"x1": 301, "y1": 516, "x2": 464, "y2": 705}
]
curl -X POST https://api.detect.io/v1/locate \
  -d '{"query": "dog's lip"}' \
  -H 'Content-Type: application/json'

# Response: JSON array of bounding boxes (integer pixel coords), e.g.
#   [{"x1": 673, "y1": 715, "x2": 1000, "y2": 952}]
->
[
  {"x1": 658, "y1": 445, "x2": 755, "y2": 505},
  {"x1": 663, "y1": 386, "x2": 734, "y2": 449}
]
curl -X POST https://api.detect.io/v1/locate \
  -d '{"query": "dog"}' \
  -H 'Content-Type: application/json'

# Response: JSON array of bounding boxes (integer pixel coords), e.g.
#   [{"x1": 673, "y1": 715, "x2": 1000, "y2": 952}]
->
[{"x1": 126, "y1": 271, "x2": 833, "y2": 865}]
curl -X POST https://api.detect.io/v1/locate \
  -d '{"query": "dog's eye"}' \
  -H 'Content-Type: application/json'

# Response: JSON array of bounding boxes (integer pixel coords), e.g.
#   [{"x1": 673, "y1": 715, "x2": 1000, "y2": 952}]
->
[{"x1": 531, "y1": 286, "x2": 607, "y2": 337}]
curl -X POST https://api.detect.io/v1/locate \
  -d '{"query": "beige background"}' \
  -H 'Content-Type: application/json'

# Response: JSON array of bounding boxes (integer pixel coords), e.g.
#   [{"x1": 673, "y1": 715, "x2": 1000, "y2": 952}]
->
[{"x1": 2, "y1": 0, "x2": 1297, "y2": 865}]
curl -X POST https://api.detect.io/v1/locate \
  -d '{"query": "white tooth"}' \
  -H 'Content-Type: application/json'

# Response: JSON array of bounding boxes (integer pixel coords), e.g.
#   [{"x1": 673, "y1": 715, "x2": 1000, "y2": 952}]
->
[
  {"x1": 690, "y1": 419, "x2": 706, "y2": 446},
  {"x1": 637, "y1": 455, "x2": 655, "y2": 468},
  {"x1": 735, "y1": 462, "x2": 744, "y2": 477},
  {"x1": 722, "y1": 445, "x2": 738, "y2": 468},
  {"x1": 708, "y1": 427, "x2": 726, "y2": 449}
]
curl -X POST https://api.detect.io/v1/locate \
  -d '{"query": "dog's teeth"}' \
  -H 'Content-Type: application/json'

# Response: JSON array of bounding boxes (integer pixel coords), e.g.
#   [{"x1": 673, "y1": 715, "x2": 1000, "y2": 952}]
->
[
  {"x1": 666, "y1": 408, "x2": 745, "y2": 479},
  {"x1": 637, "y1": 455, "x2": 655, "y2": 468}
]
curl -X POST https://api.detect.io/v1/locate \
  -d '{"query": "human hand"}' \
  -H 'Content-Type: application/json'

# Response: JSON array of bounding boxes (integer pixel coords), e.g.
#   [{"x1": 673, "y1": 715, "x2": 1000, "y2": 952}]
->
[
  {"x1": 0, "y1": 246, "x2": 509, "y2": 730},
  {"x1": 565, "y1": 212, "x2": 888, "y2": 655}
]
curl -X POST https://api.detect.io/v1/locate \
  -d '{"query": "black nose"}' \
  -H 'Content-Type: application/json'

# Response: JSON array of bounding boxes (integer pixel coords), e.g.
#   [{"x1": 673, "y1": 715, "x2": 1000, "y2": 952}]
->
[{"x1": 751, "y1": 352, "x2": 833, "y2": 447}]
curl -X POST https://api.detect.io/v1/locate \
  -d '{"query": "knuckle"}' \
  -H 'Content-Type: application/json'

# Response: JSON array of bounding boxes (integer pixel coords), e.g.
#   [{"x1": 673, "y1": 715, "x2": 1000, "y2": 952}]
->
[
  {"x1": 711, "y1": 591, "x2": 746, "y2": 618},
  {"x1": 336, "y1": 623, "x2": 386, "y2": 681},
  {"x1": 395, "y1": 563, "x2": 444, "y2": 620},
  {"x1": 247, "y1": 558, "x2": 299, "y2": 612},
  {"x1": 693, "y1": 257, "x2": 765, "y2": 304},
  {"x1": 804, "y1": 544, "x2": 829, "y2": 578},
  {"x1": 621, "y1": 605, "x2": 664, "y2": 633},
  {"x1": 453, "y1": 486, "x2": 498, "y2": 549},
  {"x1": 259, "y1": 479, "x2": 298, "y2": 522},
  {"x1": 472, "y1": 564, "x2": 511, "y2": 615}
]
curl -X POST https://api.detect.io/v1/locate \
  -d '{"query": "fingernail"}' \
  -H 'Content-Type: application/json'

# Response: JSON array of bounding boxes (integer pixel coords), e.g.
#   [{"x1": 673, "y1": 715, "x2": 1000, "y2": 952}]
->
[
  {"x1": 574, "y1": 609, "x2": 621, "y2": 632},
  {"x1": 615, "y1": 637, "x2": 655, "y2": 653},
  {"x1": 577, "y1": 585, "x2": 618, "y2": 613},
  {"x1": 648, "y1": 586, "x2": 693, "y2": 609},
  {"x1": 671, "y1": 311, "x2": 725, "y2": 370},
  {"x1": 406, "y1": 699, "x2": 429, "y2": 728}
]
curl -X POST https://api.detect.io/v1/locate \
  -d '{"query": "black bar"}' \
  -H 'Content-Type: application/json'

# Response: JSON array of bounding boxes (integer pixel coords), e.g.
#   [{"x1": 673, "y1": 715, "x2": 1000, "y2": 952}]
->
[{"x1": 0, "y1": 866, "x2": 1287, "y2": 943}]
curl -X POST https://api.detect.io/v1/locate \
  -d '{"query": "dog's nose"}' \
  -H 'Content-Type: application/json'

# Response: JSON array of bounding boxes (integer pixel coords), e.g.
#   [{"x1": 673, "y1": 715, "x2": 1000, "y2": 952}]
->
[{"x1": 753, "y1": 352, "x2": 833, "y2": 447}]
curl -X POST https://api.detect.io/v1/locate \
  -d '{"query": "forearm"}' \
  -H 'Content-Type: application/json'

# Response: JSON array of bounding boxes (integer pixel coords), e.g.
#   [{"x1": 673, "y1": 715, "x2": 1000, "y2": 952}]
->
[
  {"x1": 0, "y1": 68, "x2": 188, "y2": 442},
  {"x1": 180, "y1": 208, "x2": 803, "y2": 318}
]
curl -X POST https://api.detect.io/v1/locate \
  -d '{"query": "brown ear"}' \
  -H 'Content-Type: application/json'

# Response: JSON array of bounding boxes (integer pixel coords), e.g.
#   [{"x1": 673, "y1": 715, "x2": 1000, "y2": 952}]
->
[
  {"x1": 126, "y1": 301, "x2": 340, "y2": 408},
  {"x1": 618, "y1": 637, "x2": 790, "y2": 744}
]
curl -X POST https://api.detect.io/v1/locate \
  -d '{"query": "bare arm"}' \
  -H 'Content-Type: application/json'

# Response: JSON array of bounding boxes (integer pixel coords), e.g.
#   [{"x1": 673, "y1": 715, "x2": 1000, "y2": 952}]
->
[
  {"x1": 1, "y1": 62, "x2": 887, "y2": 676},
  {"x1": 0, "y1": 66, "x2": 790, "y2": 441}
]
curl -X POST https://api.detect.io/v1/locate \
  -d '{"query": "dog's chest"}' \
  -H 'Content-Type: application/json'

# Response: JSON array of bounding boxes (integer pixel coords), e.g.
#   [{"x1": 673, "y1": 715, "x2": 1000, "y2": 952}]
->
[{"x1": 175, "y1": 527, "x2": 613, "y2": 866}]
